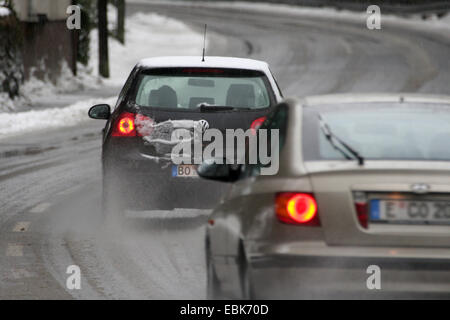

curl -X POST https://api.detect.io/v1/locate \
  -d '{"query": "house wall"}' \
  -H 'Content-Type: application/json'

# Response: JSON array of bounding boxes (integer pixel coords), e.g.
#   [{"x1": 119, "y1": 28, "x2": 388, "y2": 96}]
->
[
  {"x1": 12, "y1": 0, "x2": 77, "y2": 82},
  {"x1": 20, "y1": 20, "x2": 77, "y2": 82},
  {"x1": 13, "y1": 0, "x2": 72, "y2": 21}
]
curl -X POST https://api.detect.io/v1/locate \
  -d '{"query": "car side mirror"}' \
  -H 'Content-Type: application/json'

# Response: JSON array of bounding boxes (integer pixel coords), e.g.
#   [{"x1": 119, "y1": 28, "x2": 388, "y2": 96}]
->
[
  {"x1": 197, "y1": 159, "x2": 241, "y2": 183},
  {"x1": 89, "y1": 104, "x2": 111, "y2": 120}
]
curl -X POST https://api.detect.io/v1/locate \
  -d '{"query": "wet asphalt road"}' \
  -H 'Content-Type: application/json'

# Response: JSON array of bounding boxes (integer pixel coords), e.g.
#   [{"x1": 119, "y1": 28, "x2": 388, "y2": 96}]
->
[{"x1": 0, "y1": 1, "x2": 449, "y2": 299}]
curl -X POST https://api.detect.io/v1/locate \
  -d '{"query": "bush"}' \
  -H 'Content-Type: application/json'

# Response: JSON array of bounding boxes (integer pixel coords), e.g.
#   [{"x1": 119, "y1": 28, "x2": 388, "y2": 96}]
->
[
  {"x1": 76, "y1": 0, "x2": 96, "y2": 66},
  {"x1": 0, "y1": 8, "x2": 24, "y2": 99}
]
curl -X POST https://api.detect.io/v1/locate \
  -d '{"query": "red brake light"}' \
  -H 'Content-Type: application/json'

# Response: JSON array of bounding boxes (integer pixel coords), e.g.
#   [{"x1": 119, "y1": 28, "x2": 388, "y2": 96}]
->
[
  {"x1": 250, "y1": 116, "x2": 266, "y2": 135},
  {"x1": 276, "y1": 193, "x2": 320, "y2": 226},
  {"x1": 355, "y1": 202, "x2": 368, "y2": 229},
  {"x1": 112, "y1": 112, "x2": 154, "y2": 137},
  {"x1": 112, "y1": 112, "x2": 136, "y2": 137},
  {"x1": 353, "y1": 192, "x2": 368, "y2": 229}
]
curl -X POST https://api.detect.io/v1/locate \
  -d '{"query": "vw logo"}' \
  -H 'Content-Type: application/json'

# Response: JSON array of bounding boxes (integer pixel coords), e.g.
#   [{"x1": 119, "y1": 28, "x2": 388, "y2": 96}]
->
[
  {"x1": 199, "y1": 119, "x2": 209, "y2": 132},
  {"x1": 411, "y1": 183, "x2": 430, "y2": 194}
]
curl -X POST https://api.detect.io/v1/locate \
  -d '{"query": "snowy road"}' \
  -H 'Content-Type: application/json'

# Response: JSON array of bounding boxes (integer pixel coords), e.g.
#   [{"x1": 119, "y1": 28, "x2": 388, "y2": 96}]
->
[{"x1": 1, "y1": 1, "x2": 450, "y2": 299}]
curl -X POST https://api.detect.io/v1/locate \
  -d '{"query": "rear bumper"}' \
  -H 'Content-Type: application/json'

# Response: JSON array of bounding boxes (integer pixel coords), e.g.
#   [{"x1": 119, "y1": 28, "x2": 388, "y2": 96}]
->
[
  {"x1": 104, "y1": 151, "x2": 228, "y2": 210},
  {"x1": 247, "y1": 241, "x2": 450, "y2": 299}
]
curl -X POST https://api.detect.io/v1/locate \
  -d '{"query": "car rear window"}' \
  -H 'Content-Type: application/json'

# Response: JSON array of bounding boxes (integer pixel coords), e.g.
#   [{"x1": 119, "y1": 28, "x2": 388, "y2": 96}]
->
[
  {"x1": 303, "y1": 102, "x2": 450, "y2": 161},
  {"x1": 132, "y1": 68, "x2": 274, "y2": 110}
]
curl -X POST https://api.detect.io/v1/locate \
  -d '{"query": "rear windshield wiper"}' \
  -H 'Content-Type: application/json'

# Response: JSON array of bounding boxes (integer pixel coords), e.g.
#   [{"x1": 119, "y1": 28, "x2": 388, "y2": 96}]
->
[
  {"x1": 197, "y1": 105, "x2": 249, "y2": 112},
  {"x1": 197, "y1": 105, "x2": 233, "y2": 112},
  {"x1": 318, "y1": 114, "x2": 364, "y2": 166}
]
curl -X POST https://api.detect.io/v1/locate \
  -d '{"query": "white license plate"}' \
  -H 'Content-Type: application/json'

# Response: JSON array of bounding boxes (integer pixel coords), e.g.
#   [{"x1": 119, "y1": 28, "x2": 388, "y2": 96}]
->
[
  {"x1": 172, "y1": 165, "x2": 198, "y2": 178},
  {"x1": 370, "y1": 199, "x2": 450, "y2": 224}
]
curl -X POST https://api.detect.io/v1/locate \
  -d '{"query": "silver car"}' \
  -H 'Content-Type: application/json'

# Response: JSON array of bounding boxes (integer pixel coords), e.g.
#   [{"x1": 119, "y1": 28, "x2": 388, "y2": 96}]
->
[{"x1": 199, "y1": 94, "x2": 450, "y2": 299}]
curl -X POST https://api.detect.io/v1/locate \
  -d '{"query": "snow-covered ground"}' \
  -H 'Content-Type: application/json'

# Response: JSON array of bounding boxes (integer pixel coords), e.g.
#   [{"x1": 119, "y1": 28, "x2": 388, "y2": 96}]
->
[
  {"x1": 0, "y1": 10, "x2": 204, "y2": 137},
  {"x1": 0, "y1": 6, "x2": 10, "y2": 17},
  {"x1": 0, "y1": 61, "x2": 104, "y2": 112},
  {"x1": 0, "y1": 97, "x2": 116, "y2": 137}
]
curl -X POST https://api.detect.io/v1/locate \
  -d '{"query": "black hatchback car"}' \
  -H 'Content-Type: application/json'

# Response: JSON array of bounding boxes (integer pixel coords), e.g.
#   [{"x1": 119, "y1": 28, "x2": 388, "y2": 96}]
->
[{"x1": 88, "y1": 56, "x2": 283, "y2": 220}]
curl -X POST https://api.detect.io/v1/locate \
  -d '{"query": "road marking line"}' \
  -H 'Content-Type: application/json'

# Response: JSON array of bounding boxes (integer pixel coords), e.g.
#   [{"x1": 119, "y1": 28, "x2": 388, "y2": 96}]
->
[
  {"x1": 29, "y1": 202, "x2": 51, "y2": 213},
  {"x1": 12, "y1": 221, "x2": 31, "y2": 232},
  {"x1": 6, "y1": 244, "x2": 23, "y2": 257}
]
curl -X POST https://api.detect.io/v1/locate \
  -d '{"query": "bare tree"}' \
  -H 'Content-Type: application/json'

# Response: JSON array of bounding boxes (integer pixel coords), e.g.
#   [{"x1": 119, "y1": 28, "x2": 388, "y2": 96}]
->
[
  {"x1": 97, "y1": 0, "x2": 109, "y2": 78},
  {"x1": 116, "y1": 0, "x2": 125, "y2": 44}
]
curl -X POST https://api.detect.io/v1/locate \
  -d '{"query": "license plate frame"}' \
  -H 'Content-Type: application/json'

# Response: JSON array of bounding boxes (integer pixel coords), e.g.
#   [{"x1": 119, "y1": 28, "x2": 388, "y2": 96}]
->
[
  {"x1": 172, "y1": 164, "x2": 198, "y2": 178},
  {"x1": 370, "y1": 199, "x2": 450, "y2": 225}
]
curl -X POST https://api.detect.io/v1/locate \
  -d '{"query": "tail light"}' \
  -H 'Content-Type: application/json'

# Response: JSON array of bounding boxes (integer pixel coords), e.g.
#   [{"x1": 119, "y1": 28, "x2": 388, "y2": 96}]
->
[
  {"x1": 111, "y1": 112, "x2": 154, "y2": 137},
  {"x1": 250, "y1": 116, "x2": 266, "y2": 135},
  {"x1": 354, "y1": 192, "x2": 368, "y2": 229},
  {"x1": 276, "y1": 193, "x2": 320, "y2": 226},
  {"x1": 112, "y1": 112, "x2": 135, "y2": 137}
]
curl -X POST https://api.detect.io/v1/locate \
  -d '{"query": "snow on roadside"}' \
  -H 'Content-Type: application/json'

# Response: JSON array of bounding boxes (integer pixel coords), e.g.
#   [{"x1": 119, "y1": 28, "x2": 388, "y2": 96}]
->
[
  {"x1": 19, "y1": 61, "x2": 102, "y2": 103},
  {"x1": 421, "y1": 12, "x2": 450, "y2": 32},
  {"x1": 0, "y1": 93, "x2": 25, "y2": 112},
  {"x1": 0, "y1": 6, "x2": 10, "y2": 17},
  {"x1": 0, "y1": 97, "x2": 116, "y2": 138}
]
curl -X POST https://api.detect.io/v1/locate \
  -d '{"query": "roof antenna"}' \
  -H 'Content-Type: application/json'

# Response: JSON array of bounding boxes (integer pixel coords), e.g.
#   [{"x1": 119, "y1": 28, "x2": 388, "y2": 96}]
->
[{"x1": 202, "y1": 24, "x2": 207, "y2": 62}]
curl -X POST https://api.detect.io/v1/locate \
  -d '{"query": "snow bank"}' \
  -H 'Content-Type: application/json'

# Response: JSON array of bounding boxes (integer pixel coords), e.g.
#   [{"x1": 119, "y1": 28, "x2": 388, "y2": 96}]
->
[
  {"x1": 0, "y1": 61, "x2": 103, "y2": 113},
  {"x1": 0, "y1": 6, "x2": 10, "y2": 17},
  {"x1": 22, "y1": 61, "x2": 102, "y2": 101},
  {"x1": 420, "y1": 11, "x2": 450, "y2": 32},
  {"x1": 0, "y1": 97, "x2": 116, "y2": 138},
  {"x1": 0, "y1": 93, "x2": 26, "y2": 112}
]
